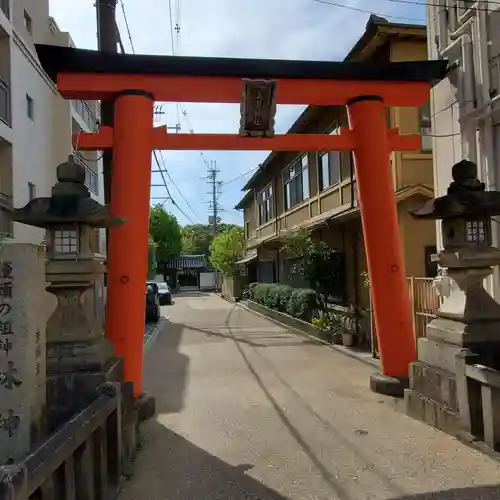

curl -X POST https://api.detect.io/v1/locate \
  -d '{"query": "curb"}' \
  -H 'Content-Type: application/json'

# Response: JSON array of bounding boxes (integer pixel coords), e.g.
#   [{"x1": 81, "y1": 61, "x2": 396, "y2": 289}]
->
[
  {"x1": 144, "y1": 316, "x2": 168, "y2": 354},
  {"x1": 234, "y1": 300, "x2": 380, "y2": 370}
]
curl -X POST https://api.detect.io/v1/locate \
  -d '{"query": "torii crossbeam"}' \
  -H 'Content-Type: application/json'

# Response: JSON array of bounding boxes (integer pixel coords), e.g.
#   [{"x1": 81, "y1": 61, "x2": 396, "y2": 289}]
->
[{"x1": 36, "y1": 44, "x2": 448, "y2": 397}]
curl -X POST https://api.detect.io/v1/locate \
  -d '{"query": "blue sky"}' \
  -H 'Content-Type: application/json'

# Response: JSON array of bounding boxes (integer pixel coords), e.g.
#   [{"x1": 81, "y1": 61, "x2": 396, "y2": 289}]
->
[{"x1": 48, "y1": 0, "x2": 426, "y2": 226}]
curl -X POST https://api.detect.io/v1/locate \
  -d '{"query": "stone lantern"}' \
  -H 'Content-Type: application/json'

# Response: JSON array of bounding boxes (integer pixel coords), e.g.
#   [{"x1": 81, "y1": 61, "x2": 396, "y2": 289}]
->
[
  {"x1": 405, "y1": 159, "x2": 500, "y2": 439},
  {"x1": 12, "y1": 155, "x2": 123, "y2": 429}
]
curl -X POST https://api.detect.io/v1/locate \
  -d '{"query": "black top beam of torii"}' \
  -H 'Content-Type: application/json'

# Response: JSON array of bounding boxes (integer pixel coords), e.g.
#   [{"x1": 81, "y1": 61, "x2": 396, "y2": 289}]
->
[{"x1": 35, "y1": 44, "x2": 449, "y2": 85}]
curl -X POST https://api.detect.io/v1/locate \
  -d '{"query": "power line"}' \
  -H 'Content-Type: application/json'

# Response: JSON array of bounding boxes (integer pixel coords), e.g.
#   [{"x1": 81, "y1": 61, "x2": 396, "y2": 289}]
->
[
  {"x1": 314, "y1": 0, "x2": 499, "y2": 18},
  {"x1": 206, "y1": 161, "x2": 221, "y2": 234},
  {"x1": 119, "y1": 0, "x2": 204, "y2": 224},
  {"x1": 166, "y1": 0, "x2": 214, "y2": 171},
  {"x1": 312, "y1": 0, "x2": 423, "y2": 21},
  {"x1": 119, "y1": 0, "x2": 135, "y2": 53},
  {"x1": 157, "y1": 150, "x2": 205, "y2": 221},
  {"x1": 384, "y1": 0, "x2": 500, "y2": 9},
  {"x1": 221, "y1": 166, "x2": 260, "y2": 186}
]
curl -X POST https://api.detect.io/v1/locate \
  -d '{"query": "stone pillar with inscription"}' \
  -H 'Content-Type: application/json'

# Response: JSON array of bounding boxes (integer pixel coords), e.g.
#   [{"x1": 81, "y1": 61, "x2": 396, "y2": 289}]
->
[
  {"x1": 11, "y1": 156, "x2": 126, "y2": 431},
  {"x1": 0, "y1": 242, "x2": 51, "y2": 465}
]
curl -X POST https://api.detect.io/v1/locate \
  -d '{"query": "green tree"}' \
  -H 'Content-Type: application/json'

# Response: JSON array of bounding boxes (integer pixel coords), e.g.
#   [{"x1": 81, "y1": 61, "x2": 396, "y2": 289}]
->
[
  {"x1": 149, "y1": 205, "x2": 182, "y2": 264},
  {"x1": 210, "y1": 226, "x2": 244, "y2": 277},
  {"x1": 283, "y1": 229, "x2": 345, "y2": 310},
  {"x1": 181, "y1": 224, "x2": 213, "y2": 255},
  {"x1": 147, "y1": 234, "x2": 157, "y2": 279},
  {"x1": 181, "y1": 223, "x2": 241, "y2": 256}
]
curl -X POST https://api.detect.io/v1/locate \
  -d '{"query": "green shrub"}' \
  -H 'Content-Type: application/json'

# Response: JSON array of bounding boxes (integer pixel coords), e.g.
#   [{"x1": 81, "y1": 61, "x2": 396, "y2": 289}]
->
[
  {"x1": 266, "y1": 284, "x2": 293, "y2": 312},
  {"x1": 248, "y1": 282, "x2": 259, "y2": 300},
  {"x1": 286, "y1": 288, "x2": 318, "y2": 322},
  {"x1": 251, "y1": 283, "x2": 318, "y2": 322},
  {"x1": 252, "y1": 283, "x2": 273, "y2": 305}
]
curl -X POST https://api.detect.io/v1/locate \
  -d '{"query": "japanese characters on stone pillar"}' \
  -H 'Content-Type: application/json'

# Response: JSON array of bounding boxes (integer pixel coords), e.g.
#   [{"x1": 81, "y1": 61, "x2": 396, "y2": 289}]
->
[
  {"x1": 11, "y1": 155, "x2": 123, "y2": 431},
  {"x1": 0, "y1": 242, "x2": 51, "y2": 465}
]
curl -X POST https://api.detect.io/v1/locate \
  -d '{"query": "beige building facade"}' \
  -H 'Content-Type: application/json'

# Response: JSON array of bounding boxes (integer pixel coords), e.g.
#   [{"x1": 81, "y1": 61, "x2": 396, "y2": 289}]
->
[{"x1": 236, "y1": 17, "x2": 437, "y2": 319}]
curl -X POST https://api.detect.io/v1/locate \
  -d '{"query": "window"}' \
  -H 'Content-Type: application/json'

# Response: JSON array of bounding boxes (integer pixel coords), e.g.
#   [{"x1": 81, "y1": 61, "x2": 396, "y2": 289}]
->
[
  {"x1": 419, "y1": 101, "x2": 432, "y2": 153},
  {"x1": 245, "y1": 221, "x2": 250, "y2": 238},
  {"x1": 258, "y1": 184, "x2": 273, "y2": 225},
  {"x1": 28, "y1": 182, "x2": 36, "y2": 201},
  {"x1": 26, "y1": 94, "x2": 34, "y2": 120},
  {"x1": 24, "y1": 10, "x2": 32, "y2": 35},
  {"x1": 53, "y1": 229, "x2": 78, "y2": 254},
  {"x1": 301, "y1": 155, "x2": 309, "y2": 200},
  {"x1": 318, "y1": 128, "x2": 341, "y2": 191},
  {"x1": 318, "y1": 152, "x2": 341, "y2": 191},
  {"x1": 284, "y1": 155, "x2": 309, "y2": 211}
]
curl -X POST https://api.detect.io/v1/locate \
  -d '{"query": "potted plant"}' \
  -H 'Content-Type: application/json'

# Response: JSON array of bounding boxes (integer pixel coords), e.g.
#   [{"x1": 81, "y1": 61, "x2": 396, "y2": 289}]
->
[{"x1": 342, "y1": 329, "x2": 354, "y2": 347}]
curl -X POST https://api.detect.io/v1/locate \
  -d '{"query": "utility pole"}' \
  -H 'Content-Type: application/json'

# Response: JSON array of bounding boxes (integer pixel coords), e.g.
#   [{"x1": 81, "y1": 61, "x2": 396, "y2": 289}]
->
[
  {"x1": 207, "y1": 161, "x2": 221, "y2": 235},
  {"x1": 96, "y1": 0, "x2": 118, "y2": 207}
]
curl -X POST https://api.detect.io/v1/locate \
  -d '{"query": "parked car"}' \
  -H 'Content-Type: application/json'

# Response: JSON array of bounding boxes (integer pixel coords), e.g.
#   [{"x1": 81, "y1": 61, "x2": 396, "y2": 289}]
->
[
  {"x1": 145, "y1": 281, "x2": 160, "y2": 323},
  {"x1": 157, "y1": 282, "x2": 172, "y2": 305}
]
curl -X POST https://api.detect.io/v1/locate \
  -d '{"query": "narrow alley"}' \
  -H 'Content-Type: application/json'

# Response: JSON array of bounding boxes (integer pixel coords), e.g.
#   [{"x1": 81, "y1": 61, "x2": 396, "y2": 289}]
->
[{"x1": 121, "y1": 292, "x2": 500, "y2": 500}]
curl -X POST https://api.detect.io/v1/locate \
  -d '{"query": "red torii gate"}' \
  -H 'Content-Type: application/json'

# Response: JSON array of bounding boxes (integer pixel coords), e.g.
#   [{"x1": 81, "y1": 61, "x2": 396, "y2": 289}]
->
[{"x1": 36, "y1": 44, "x2": 447, "y2": 397}]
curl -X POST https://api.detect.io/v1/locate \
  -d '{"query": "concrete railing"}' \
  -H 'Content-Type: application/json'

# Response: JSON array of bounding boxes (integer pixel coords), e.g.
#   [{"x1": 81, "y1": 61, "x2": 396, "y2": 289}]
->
[
  {"x1": 0, "y1": 78, "x2": 10, "y2": 126},
  {"x1": 74, "y1": 152, "x2": 99, "y2": 195},
  {"x1": 72, "y1": 100, "x2": 100, "y2": 132}
]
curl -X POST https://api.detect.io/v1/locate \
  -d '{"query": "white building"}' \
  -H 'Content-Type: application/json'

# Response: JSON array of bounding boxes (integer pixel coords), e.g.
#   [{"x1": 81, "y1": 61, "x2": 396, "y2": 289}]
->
[
  {"x1": 0, "y1": 0, "x2": 105, "y2": 252},
  {"x1": 427, "y1": 0, "x2": 500, "y2": 296}
]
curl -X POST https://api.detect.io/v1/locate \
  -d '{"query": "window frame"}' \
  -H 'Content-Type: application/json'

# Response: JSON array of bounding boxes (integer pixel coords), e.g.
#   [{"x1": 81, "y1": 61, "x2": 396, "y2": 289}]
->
[
  {"x1": 283, "y1": 154, "x2": 309, "y2": 211},
  {"x1": 257, "y1": 183, "x2": 274, "y2": 226},
  {"x1": 318, "y1": 128, "x2": 341, "y2": 192}
]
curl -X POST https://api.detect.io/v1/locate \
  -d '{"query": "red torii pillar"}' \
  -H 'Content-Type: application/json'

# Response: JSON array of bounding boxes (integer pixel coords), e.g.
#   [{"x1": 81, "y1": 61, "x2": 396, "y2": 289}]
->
[{"x1": 106, "y1": 90, "x2": 155, "y2": 397}]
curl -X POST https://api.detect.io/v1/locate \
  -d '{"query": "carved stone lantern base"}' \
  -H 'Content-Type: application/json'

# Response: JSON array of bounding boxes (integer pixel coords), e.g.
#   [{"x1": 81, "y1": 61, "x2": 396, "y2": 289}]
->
[
  {"x1": 44, "y1": 274, "x2": 123, "y2": 432},
  {"x1": 406, "y1": 267, "x2": 500, "y2": 444}
]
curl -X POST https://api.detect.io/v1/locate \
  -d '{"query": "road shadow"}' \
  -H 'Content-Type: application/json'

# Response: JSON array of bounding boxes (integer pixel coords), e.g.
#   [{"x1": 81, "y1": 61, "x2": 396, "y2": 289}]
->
[
  {"x1": 172, "y1": 321, "x2": 319, "y2": 348},
  {"x1": 121, "y1": 421, "x2": 288, "y2": 500},
  {"x1": 142, "y1": 320, "x2": 189, "y2": 414},
  {"x1": 390, "y1": 485, "x2": 500, "y2": 499}
]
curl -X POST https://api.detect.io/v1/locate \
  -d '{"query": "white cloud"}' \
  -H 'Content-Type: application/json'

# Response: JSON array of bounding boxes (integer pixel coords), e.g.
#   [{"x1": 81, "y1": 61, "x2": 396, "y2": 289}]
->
[{"x1": 48, "y1": 0, "x2": 425, "y2": 225}]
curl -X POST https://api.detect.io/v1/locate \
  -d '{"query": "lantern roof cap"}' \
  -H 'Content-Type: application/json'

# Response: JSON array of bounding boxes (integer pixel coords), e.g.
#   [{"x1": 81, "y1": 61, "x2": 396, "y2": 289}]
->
[
  {"x1": 410, "y1": 160, "x2": 500, "y2": 220},
  {"x1": 11, "y1": 155, "x2": 123, "y2": 229}
]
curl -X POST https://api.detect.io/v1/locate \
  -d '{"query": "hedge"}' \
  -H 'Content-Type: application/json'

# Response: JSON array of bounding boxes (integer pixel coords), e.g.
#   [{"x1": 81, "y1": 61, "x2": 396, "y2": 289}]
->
[{"x1": 249, "y1": 283, "x2": 317, "y2": 322}]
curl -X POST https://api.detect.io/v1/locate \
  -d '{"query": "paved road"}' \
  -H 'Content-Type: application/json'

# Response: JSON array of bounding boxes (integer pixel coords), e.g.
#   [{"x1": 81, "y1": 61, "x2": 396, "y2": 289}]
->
[{"x1": 121, "y1": 292, "x2": 500, "y2": 500}]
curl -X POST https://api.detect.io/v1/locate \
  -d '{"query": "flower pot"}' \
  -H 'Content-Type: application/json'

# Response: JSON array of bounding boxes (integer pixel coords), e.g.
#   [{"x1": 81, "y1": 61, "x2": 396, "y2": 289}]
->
[
  {"x1": 332, "y1": 332, "x2": 343, "y2": 345},
  {"x1": 342, "y1": 332, "x2": 354, "y2": 347}
]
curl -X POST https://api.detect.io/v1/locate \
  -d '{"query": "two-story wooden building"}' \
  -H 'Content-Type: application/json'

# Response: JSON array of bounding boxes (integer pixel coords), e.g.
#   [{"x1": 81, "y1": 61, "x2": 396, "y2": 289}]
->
[{"x1": 235, "y1": 16, "x2": 437, "y2": 314}]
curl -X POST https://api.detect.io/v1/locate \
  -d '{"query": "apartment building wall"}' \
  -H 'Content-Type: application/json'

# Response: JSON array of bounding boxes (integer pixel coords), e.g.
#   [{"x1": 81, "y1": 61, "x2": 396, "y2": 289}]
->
[
  {"x1": 11, "y1": 34, "x2": 58, "y2": 243},
  {"x1": 0, "y1": 0, "x2": 105, "y2": 250},
  {"x1": 427, "y1": 1, "x2": 500, "y2": 297}
]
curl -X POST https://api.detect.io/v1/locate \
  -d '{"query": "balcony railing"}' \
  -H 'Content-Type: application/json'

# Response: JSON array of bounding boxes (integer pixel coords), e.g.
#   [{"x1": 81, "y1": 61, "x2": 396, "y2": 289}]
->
[
  {"x1": 74, "y1": 152, "x2": 99, "y2": 195},
  {"x1": 0, "y1": 78, "x2": 10, "y2": 126},
  {"x1": 0, "y1": 0, "x2": 9, "y2": 19},
  {"x1": 72, "y1": 100, "x2": 100, "y2": 131}
]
